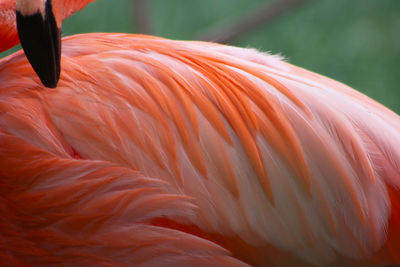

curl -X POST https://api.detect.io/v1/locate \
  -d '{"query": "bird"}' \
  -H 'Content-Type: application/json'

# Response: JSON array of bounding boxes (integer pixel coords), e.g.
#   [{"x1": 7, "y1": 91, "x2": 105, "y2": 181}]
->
[{"x1": 0, "y1": 0, "x2": 400, "y2": 266}]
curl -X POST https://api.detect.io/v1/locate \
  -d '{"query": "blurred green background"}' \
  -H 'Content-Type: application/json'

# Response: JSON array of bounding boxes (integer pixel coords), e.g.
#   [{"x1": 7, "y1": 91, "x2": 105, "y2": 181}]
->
[{"x1": 2, "y1": 0, "x2": 399, "y2": 112}]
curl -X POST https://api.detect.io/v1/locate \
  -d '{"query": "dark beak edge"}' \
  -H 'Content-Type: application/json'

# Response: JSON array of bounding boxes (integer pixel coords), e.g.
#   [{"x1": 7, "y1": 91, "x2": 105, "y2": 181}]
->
[{"x1": 16, "y1": 0, "x2": 61, "y2": 88}]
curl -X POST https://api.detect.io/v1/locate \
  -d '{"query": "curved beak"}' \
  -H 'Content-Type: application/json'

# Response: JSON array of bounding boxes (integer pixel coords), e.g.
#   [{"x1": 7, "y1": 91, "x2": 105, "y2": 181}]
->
[{"x1": 16, "y1": 0, "x2": 61, "y2": 88}]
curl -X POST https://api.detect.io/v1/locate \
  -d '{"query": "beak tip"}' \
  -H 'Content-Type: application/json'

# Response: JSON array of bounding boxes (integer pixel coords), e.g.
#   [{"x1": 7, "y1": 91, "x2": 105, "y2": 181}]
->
[{"x1": 41, "y1": 77, "x2": 59, "y2": 88}]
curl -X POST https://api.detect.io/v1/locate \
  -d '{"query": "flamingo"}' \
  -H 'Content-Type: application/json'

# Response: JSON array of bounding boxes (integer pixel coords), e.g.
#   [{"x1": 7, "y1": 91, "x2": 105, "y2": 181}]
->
[{"x1": 0, "y1": 0, "x2": 400, "y2": 266}]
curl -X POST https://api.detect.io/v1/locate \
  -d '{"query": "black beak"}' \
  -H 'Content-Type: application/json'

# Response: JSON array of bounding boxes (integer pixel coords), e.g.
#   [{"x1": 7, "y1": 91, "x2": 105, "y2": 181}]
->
[{"x1": 16, "y1": 0, "x2": 61, "y2": 88}]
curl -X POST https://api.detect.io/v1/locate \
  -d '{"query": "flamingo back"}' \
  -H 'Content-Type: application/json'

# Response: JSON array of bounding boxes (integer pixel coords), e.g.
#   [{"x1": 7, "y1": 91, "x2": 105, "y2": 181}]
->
[{"x1": 1, "y1": 33, "x2": 400, "y2": 266}]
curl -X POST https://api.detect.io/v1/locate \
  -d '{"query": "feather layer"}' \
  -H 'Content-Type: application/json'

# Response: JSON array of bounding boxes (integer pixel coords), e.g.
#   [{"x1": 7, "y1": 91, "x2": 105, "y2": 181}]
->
[{"x1": 0, "y1": 33, "x2": 400, "y2": 265}]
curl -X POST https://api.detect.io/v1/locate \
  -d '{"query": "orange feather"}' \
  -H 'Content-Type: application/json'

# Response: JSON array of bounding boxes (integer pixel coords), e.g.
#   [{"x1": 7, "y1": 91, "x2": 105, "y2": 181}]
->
[{"x1": 1, "y1": 1, "x2": 400, "y2": 266}]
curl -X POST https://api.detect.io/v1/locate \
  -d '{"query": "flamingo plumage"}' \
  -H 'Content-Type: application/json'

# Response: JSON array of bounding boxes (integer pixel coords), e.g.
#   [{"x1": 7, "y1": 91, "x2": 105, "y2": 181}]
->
[{"x1": 1, "y1": 0, "x2": 400, "y2": 266}]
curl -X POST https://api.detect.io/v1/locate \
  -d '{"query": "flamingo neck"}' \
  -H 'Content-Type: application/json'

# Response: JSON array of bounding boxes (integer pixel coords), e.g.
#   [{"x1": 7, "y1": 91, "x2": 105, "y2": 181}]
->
[
  {"x1": 0, "y1": 0, "x2": 18, "y2": 52},
  {"x1": 0, "y1": 0, "x2": 97, "y2": 53}
]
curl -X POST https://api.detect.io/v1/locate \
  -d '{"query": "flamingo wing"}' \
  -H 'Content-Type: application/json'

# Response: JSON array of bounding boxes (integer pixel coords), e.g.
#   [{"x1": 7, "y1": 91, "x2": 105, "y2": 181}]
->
[
  {"x1": 1, "y1": 33, "x2": 400, "y2": 265},
  {"x1": 0, "y1": 118, "x2": 247, "y2": 266}
]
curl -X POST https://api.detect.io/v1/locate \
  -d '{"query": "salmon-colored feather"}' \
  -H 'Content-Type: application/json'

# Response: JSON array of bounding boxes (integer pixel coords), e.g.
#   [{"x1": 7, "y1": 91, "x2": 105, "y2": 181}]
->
[{"x1": 1, "y1": 1, "x2": 400, "y2": 266}]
